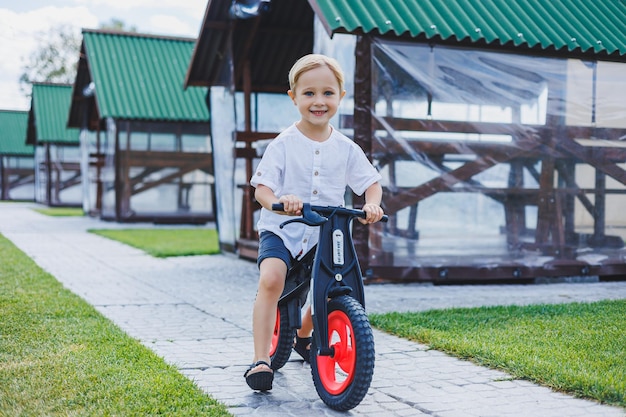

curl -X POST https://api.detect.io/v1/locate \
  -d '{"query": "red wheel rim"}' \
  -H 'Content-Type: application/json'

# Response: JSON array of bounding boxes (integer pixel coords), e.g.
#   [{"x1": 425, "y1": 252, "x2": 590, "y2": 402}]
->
[
  {"x1": 269, "y1": 307, "x2": 280, "y2": 356},
  {"x1": 316, "y1": 310, "x2": 356, "y2": 395}
]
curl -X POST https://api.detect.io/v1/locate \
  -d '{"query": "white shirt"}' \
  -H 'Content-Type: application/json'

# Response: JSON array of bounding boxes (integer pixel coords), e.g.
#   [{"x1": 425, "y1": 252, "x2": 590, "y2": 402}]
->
[{"x1": 250, "y1": 123, "x2": 382, "y2": 257}]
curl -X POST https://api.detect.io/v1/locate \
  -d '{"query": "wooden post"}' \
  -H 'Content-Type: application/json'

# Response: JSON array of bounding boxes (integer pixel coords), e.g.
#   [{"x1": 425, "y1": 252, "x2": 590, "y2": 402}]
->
[
  {"x1": 592, "y1": 170, "x2": 607, "y2": 246},
  {"x1": 96, "y1": 128, "x2": 103, "y2": 212},
  {"x1": 114, "y1": 121, "x2": 122, "y2": 220},
  {"x1": 352, "y1": 35, "x2": 375, "y2": 276},
  {"x1": 0, "y1": 157, "x2": 6, "y2": 200},
  {"x1": 242, "y1": 59, "x2": 255, "y2": 241},
  {"x1": 45, "y1": 143, "x2": 52, "y2": 205}
]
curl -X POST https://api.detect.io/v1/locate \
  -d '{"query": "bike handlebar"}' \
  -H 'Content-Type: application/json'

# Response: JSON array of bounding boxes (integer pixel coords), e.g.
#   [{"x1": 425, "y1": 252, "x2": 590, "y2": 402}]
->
[{"x1": 271, "y1": 203, "x2": 388, "y2": 223}]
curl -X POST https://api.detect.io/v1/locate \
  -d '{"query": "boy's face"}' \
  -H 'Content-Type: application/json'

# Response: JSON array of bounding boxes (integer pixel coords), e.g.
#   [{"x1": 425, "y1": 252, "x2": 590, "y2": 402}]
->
[{"x1": 288, "y1": 65, "x2": 346, "y2": 129}]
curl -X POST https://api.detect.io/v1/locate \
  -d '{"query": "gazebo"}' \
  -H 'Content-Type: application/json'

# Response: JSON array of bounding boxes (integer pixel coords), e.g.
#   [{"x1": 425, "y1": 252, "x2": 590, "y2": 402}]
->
[
  {"x1": 26, "y1": 83, "x2": 81, "y2": 207},
  {"x1": 186, "y1": 0, "x2": 626, "y2": 283},
  {"x1": 68, "y1": 29, "x2": 214, "y2": 224},
  {"x1": 0, "y1": 110, "x2": 35, "y2": 201}
]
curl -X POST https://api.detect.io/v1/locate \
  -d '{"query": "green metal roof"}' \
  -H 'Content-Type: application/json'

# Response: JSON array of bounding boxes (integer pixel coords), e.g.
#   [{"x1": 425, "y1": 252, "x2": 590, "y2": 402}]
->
[
  {"x1": 311, "y1": 0, "x2": 626, "y2": 60},
  {"x1": 0, "y1": 110, "x2": 34, "y2": 156},
  {"x1": 76, "y1": 30, "x2": 209, "y2": 122},
  {"x1": 27, "y1": 83, "x2": 79, "y2": 145}
]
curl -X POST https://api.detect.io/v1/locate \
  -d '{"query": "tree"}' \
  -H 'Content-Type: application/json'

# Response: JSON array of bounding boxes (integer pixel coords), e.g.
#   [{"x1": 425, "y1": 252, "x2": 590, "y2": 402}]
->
[
  {"x1": 19, "y1": 24, "x2": 81, "y2": 95},
  {"x1": 100, "y1": 18, "x2": 137, "y2": 32},
  {"x1": 19, "y1": 20, "x2": 137, "y2": 98}
]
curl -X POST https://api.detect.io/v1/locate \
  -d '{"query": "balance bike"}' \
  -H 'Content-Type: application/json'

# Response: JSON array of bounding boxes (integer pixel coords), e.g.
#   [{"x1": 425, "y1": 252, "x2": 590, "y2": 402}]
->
[{"x1": 269, "y1": 203, "x2": 387, "y2": 411}]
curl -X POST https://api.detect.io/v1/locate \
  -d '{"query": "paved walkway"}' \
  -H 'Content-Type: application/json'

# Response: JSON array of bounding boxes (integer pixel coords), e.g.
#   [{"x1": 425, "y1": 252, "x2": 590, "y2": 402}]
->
[{"x1": 1, "y1": 202, "x2": 624, "y2": 417}]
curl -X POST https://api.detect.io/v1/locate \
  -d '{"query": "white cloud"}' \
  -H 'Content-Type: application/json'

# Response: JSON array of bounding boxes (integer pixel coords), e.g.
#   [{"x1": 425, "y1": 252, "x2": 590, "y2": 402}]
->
[
  {"x1": 149, "y1": 14, "x2": 197, "y2": 37},
  {"x1": 0, "y1": 2, "x2": 206, "y2": 110},
  {"x1": 0, "y1": 80, "x2": 29, "y2": 110},
  {"x1": 0, "y1": 6, "x2": 98, "y2": 110},
  {"x1": 71, "y1": 0, "x2": 205, "y2": 17},
  {"x1": 68, "y1": 0, "x2": 206, "y2": 36}
]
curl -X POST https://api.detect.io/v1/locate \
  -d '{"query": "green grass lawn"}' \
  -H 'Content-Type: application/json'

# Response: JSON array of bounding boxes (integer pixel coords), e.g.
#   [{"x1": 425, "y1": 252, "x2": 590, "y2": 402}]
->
[
  {"x1": 5, "y1": 210, "x2": 626, "y2": 412},
  {"x1": 370, "y1": 301, "x2": 626, "y2": 408},
  {"x1": 88, "y1": 228, "x2": 220, "y2": 257},
  {"x1": 32, "y1": 207, "x2": 85, "y2": 217},
  {"x1": 0, "y1": 233, "x2": 232, "y2": 417}
]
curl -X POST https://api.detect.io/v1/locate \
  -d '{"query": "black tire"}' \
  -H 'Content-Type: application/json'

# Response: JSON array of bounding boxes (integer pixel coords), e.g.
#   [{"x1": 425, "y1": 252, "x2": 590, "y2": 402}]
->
[
  {"x1": 270, "y1": 305, "x2": 296, "y2": 370},
  {"x1": 310, "y1": 295, "x2": 375, "y2": 411}
]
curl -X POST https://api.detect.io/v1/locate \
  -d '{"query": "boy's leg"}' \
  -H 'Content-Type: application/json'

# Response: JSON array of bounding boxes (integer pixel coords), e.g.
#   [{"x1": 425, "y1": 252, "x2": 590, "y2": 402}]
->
[{"x1": 249, "y1": 257, "x2": 287, "y2": 373}]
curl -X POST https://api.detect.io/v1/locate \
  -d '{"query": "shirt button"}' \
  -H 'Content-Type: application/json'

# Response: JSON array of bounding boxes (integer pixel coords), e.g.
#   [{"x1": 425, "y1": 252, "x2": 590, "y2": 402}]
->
[
  {"x1": 314, "y1": 171, "x2": 319, "y2": 176},
  {"x1": 313, "y1": 190, "x2": 318, "y2": 195},
  {"x1": 315, "y1": 150, "x2": 320, "y2": 155},
  {"x1": 303, "y1": 239, "x2": 308, "y2": 243}
]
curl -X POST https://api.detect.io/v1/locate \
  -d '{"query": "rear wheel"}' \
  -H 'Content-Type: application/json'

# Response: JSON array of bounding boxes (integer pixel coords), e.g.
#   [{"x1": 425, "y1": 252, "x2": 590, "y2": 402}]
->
[
  {"x1": 310, "y1": 296, "x2": 375, "y2": 411},
  {"x1": 270, "y1": 305, "x2": 295, "y2": 370}
]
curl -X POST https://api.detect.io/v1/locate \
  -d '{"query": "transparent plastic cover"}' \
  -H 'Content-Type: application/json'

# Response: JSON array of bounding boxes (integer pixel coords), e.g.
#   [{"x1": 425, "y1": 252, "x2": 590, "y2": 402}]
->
[{"x1": 360, "y1": 39, "x2": 626, "y2": 278}]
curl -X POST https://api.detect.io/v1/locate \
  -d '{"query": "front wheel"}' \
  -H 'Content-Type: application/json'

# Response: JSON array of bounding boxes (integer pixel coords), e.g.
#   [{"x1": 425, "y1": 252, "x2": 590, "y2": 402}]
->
[
  {"x1": 270, "y1": 305, "x2": 295, "y2": 370},
  {"x1": 310, "y1": 296, "x2": 375, "y2": 411}
]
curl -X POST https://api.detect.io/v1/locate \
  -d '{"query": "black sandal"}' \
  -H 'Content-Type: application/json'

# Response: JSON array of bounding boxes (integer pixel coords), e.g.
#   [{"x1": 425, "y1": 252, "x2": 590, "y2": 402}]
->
[
  {"x1": 244, "y1": 360, "x2": 273, "y2": 391},
  {"x1": 293, "y1": 335, "x2": 311, "y2": 363}
]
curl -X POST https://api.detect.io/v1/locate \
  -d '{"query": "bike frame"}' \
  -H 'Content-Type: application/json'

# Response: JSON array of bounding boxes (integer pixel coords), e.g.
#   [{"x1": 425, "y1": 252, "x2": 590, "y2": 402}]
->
[
  {"x1": 273, "y1": 203, "x2": 378, "y2": 357},
  {"x1": 309, "y1": 206, "x2": 367, "y2": 356}
]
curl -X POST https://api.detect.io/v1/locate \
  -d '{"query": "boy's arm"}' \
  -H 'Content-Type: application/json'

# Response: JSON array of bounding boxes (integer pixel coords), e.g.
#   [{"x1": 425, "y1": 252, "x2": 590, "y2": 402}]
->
[
  {"x1": 254, "y1": 184, "x2": 303, "y2": 216},
  {"x1": 360, "y1": 182, "x2": 384, "y2": 224}
]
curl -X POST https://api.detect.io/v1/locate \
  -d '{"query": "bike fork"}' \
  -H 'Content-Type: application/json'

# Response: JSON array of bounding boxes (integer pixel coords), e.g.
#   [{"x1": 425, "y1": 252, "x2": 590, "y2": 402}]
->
[{"x1": 311, "y1": 215, "x2": 366, "y2": 356}]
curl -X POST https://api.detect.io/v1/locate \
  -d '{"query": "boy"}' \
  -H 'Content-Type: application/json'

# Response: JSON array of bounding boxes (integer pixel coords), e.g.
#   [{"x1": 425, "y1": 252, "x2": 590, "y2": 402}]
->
[{"x1": 244, "y1": 54, "x2": 384, "y2": 391}]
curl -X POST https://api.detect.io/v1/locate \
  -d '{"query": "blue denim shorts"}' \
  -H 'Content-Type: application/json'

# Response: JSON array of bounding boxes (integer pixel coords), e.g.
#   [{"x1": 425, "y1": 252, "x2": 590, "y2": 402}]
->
[{"x1": 257, "y1": 231, "x2": 293, "y2": 269}]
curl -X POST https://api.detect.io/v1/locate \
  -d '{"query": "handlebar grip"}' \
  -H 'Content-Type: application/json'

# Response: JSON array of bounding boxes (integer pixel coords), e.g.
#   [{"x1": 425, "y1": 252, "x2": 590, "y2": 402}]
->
[
  {"x1": 273, "y1": 203, "x2": 388, "y2": 222},
  {"x1": 361, "y1": 213, "x2": 389, "y2": 223}
]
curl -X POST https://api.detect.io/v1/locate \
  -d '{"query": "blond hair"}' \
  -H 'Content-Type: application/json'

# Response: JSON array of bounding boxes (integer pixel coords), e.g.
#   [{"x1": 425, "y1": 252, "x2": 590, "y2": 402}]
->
[{"x1": 288, "y1": 54, "x2": 345, "y2": 92}]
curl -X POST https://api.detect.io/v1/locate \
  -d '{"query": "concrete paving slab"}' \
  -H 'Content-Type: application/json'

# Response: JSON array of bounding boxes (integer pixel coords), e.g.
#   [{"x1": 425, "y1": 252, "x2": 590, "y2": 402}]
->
[{"x1": 1, "y1": 202, "x2": 624, "y2": 417}]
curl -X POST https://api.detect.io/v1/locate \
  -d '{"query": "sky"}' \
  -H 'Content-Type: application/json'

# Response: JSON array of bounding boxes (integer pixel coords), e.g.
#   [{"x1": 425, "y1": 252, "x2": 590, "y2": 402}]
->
[{"x1": 0, "y1": 0, "x2": 207, "y2": 111}]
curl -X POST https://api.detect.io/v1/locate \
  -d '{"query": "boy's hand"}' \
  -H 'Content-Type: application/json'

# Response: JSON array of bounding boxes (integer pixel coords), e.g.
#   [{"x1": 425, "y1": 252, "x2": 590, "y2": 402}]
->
[
  {"x1": 278, "y1": 194, "x2": 303, "y2": 216},
  {"x1": 359, "y1": 203, "x2": 384, "y2": 224}
]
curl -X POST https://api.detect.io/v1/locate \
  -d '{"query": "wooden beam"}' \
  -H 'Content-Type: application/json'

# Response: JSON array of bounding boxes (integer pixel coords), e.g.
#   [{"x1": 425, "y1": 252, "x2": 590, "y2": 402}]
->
[
  {"x1": 131, "y1": 164, "x2": 203, "y2": 195},
  {"x1": 551, "y1": 136, "x2": 626, "y2": 186},
  {"x1": 125, "y1": 151, "x2": 213, "y2": 173},
  {"x1": 234, "y1": 131, "x2": 279, "y2": 142},
  {"x1": 383, "y1": 139, "x2": 542, "y2": 215}
]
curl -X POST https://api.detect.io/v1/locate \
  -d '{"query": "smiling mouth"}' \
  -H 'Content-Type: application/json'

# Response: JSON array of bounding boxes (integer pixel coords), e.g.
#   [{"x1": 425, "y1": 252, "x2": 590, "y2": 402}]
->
[{"x1": 311, "y1": 110, "x2": 326, "y2": 116}]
